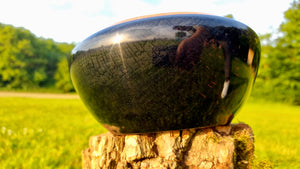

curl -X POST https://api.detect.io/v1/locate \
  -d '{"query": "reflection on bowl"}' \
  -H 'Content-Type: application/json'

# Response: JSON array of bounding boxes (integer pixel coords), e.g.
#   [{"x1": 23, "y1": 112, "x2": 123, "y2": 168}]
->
[{"x1": 69, "y1": 13, "x2": 260, "y2": 135}]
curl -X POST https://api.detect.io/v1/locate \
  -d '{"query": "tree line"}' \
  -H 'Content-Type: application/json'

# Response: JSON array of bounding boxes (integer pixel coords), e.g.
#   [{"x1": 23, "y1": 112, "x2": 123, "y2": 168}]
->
[
  {"x1": 251, "y1": 0, "x2": 300, "y2": 105},
  {"x1": 0, "y1": 23, "x2": 74, "y2": 92},
  {"x1": 0, "y1": 0, "x2": 299, "y2": 104}
]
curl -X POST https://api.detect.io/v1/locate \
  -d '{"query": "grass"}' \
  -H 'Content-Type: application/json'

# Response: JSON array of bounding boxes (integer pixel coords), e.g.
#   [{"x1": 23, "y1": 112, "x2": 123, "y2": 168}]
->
[
  {"x1": 0, "y1": 87, "x2": 66, "y2": 94},
  {"x1": 233, "y1": 100, "x2": 300, "y2": 169},
  {"x1": 0, "y1": 97, "x2": 106, "y2": 169},
  {"x1": 0, "y1": 94, "x2": 299, "y2": 168}
]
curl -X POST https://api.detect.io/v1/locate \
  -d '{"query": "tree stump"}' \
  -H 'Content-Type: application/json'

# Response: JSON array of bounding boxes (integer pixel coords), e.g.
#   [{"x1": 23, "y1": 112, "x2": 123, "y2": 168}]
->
[{"x1": 82, "y1": 123, "x2": 254, "y2": 169}]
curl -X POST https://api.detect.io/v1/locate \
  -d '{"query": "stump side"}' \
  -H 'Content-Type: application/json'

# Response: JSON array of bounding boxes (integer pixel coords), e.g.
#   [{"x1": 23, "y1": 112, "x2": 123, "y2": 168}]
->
[{"x1": 82, "y1": 123, "x2": 254, "y2": 169}]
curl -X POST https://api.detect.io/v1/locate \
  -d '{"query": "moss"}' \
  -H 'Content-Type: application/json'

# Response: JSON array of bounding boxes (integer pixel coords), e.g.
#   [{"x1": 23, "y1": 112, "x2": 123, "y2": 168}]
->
[
  {"x1": 208, "y1": 133, "x2": 221, "y2": 143},
  {"x1": 233, "y1": 130, "x2": 254, "y2": 169},
  {"x1": 253, "y1": 160, "x2": 273, "y2": 169}
]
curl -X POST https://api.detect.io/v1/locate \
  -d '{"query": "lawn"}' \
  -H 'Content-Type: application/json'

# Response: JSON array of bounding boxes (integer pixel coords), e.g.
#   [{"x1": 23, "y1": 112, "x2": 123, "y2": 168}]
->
[
  {"x1": 0, "y1": 95, "x2": 299, "y2": 168},
  {"x1": 233, "y1": 100, "x2": 300, "y2": 169},
  {"x1": 0, "y1": 96, "x2": 106, "y2": 169}
]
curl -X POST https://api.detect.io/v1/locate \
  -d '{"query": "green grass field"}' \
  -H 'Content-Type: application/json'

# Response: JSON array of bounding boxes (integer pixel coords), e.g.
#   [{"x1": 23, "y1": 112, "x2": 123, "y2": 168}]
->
[
  {"x1": 0, "y1": 94, "x2": 299, "y2": 168},
  {"x1": 0, "y1": 96, "x2": 106, "y2": 169},
  {"x1": 233, "y1": 100, "x2": 300, "y2": 169}
]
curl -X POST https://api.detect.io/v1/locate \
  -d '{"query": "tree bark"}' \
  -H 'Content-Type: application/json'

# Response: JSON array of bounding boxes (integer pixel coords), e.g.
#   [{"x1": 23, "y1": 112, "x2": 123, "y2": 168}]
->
[{"x1": 82, "y1": 123, "x2": 254, "y2": 169}]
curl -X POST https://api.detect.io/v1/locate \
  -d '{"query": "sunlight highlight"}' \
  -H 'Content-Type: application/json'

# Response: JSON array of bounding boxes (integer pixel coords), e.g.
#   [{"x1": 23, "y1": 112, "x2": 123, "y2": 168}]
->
[{"x1": 113, "y1": 34, "x2": 123, "y2": 44}]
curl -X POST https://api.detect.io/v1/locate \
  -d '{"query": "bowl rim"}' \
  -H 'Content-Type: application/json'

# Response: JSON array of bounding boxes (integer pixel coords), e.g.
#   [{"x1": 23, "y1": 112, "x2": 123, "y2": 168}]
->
[{"x1": 112, "y1": 12, "x2": 212, "y2": 26}]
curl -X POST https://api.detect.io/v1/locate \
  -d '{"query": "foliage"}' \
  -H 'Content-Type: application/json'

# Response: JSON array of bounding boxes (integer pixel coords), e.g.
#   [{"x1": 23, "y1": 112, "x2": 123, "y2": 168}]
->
[
  {"x1": 55, "y1": 58, "x2": 75, "y2": 92},
  {"x1": 252, "y1": 1, "x2": 300, "y2": 104},
  {"x1": 224, "y1": 14, "x2": 234, "y2": 19},
  {"x1": 0, "y1": 23, "x2": 74, "y2": 91}
]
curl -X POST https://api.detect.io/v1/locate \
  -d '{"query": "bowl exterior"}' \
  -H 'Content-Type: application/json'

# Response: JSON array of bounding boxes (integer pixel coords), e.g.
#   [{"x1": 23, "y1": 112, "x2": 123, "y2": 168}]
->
[{"x1": 69, "y1": 14, "x2": 260, "y2": 134}]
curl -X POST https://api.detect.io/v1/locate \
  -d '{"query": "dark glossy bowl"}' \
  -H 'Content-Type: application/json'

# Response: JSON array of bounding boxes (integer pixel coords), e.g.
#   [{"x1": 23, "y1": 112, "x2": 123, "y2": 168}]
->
[{"x1": 69, "y1": 13, "x2": 260, "y2": 135}]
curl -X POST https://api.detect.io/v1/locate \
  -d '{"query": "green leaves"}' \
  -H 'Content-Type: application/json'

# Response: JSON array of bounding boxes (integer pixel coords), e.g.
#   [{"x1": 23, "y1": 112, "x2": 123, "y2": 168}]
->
[
  {"x1": 55, "y1": 58, "x2": 74, "y2": 92},
  {"x1": 252, "y1": 0, "x2": 300, "y2": 105},
  {"x1": 0, "y1": 23, "x2": 74, "y2": 91}
]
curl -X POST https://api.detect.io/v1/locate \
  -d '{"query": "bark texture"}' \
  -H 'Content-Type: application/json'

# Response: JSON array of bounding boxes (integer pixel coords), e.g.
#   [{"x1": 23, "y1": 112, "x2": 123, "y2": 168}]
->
[{"x1": 82, "y1": 123, "x2": 254, "y2": 169}]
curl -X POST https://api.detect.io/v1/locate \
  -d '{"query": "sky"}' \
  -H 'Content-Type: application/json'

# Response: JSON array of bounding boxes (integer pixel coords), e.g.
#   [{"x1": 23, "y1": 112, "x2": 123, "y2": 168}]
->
[{"x1": 0, "y1": 0, "x2": 295, "y2": 43}]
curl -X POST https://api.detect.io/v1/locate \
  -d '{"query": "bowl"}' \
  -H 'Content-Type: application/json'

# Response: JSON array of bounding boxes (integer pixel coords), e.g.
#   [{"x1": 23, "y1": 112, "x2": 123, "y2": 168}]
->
[{"x1": 69, "y1": 13, "x2": 260, "y2": 134}]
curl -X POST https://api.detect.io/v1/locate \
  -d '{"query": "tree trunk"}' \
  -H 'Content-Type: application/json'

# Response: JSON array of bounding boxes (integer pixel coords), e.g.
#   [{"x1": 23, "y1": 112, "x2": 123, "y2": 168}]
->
[{"x1": 82, "y1": 123, "x2": 254, "y2": 169}]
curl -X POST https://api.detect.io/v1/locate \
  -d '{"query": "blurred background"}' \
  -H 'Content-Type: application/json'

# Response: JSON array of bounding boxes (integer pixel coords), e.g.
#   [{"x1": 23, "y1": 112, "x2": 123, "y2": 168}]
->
[{"x1": 0, "y1": 0, "x2": 299, "y2": 168}]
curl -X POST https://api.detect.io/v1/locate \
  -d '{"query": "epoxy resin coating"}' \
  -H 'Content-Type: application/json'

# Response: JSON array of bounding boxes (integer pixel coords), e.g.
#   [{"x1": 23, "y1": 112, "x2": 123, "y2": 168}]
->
[{"x1": 69, "y1": 13, "x2": 260, "y2": 134}]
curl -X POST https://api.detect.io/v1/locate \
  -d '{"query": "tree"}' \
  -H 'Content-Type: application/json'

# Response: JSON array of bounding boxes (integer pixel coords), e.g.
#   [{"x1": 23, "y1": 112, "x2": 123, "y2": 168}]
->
[
  {"x1": 54, "y1": 58, "x2": 74, "y2": 92},
  {"x1": 0, "y1": 23, "x2": 75, "y2": 91},
  {"x1": 224, "y1": 14, "x2": 234, "y2": 19},
  {"x1": 54, "y1": 43, "x2": 75, "y2": 92},
  {"x1": 0, "y1": 24, "x2": 33, "y2": 88},
  {"x1": 252, "y1": 1, "x2": 300, "y2": 104}
]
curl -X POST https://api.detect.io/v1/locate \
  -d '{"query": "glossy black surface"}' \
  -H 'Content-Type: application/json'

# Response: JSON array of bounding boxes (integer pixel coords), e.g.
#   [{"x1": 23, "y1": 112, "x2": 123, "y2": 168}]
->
[{"x1": 69, "y1": 13, "x2": 260, "y2": 134}]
